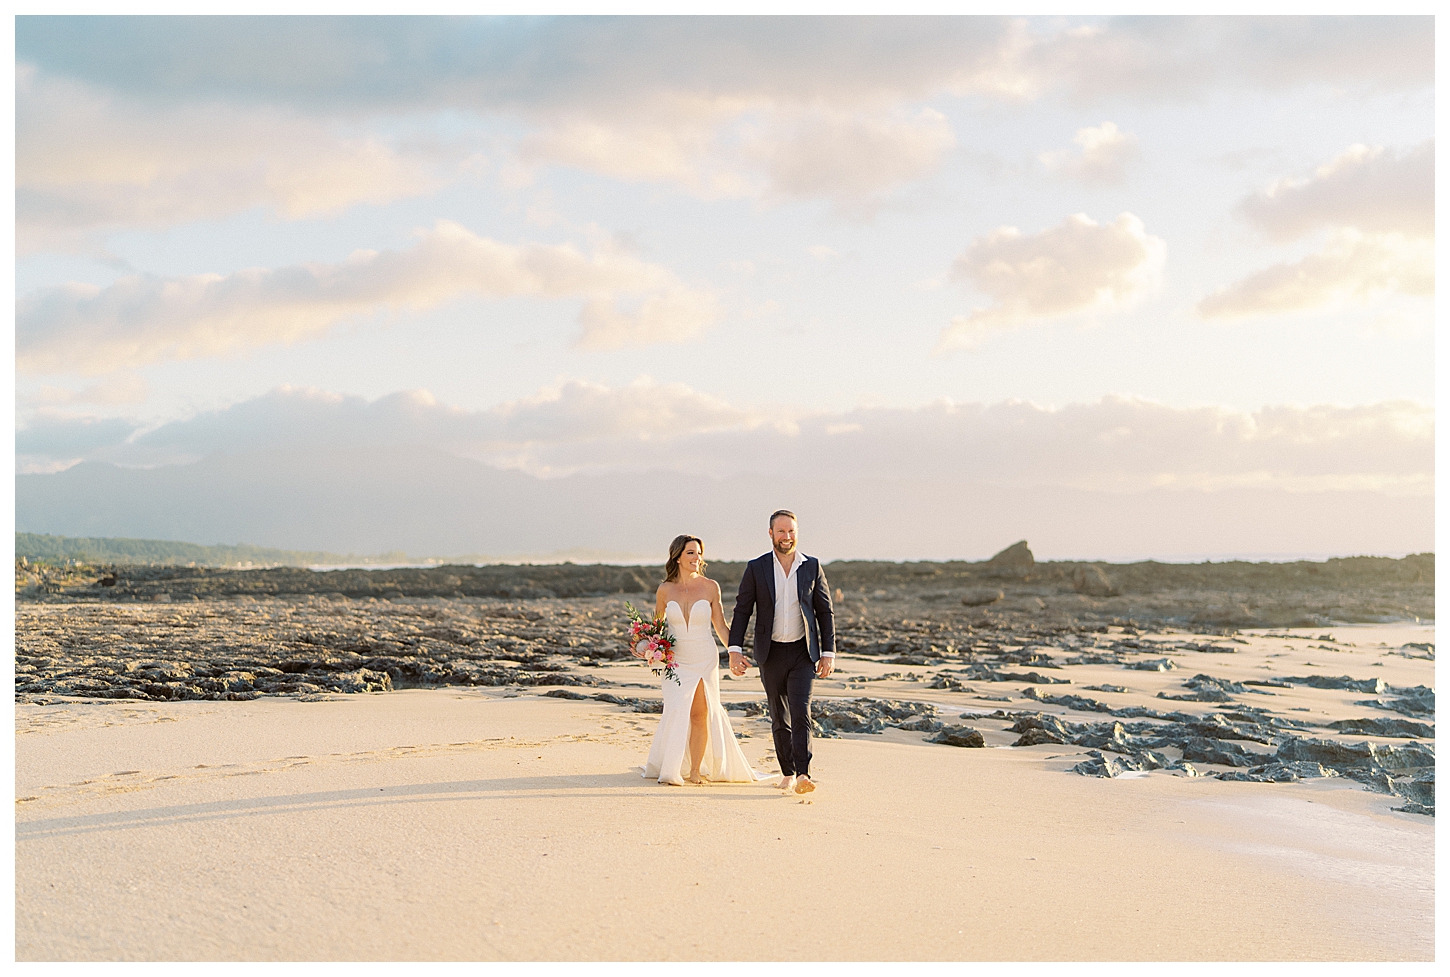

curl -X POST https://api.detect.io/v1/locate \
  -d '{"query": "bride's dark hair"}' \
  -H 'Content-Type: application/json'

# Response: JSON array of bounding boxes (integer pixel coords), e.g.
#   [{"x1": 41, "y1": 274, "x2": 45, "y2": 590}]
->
[{"x1": 664, "y1": 535, "x2": 706, "y2": 583}]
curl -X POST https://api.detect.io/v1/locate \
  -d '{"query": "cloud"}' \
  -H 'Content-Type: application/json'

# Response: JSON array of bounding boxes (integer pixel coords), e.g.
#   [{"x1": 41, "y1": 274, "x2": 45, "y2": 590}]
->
[
  {"x1": 485, "y1": 377, "x2": 759, "y2": 452},
  {"x1": 16, "y1": 68, "x2": 462, "y2": 254},
  {"x1": 19, "y1": 17, "x2": 1430, "y2": 116},
  {"x1": 575, "y1": 291, "x2": 720, "y2": 352},
  {"x1": 1201, "y1": 140, "x2": 1435, "y2": 317},
  {"x1": 17, "y1": 17, "x2": 1429, "y2": 244},
  {"x1": 1238, "y1": 140, "x2": 1433, "y2": 242},
  {"x1": 17, "y1": 220, "x2": 718, "y2": 374},
  {"x1": 23, "y1": 375, "x2": 149, "y2": 407},
  {"x1": 36, "y1": 379, "x2": 761, "y2": 474},
  {"x1": 515, "y1": 106, "x2": 957, "y2": 213},
  {"x1": 536, "y1": 393, "x2": 1432, "y2": 496},
  {"x1": 938, "y1": 212, "x2": 1165, "y2": 349},
  {"x1": 1039, "y1": 121, "x2": 1139, "y2": 185},
  {"x1": 26, "y1": 383, "x2": 1430, "y2": 500},
  {"x1": 748, "y1": 108, "x2": 956, "y2": 213},
  {"x1": 1017, "y1": 16, "x2": 1432, "y2": 102},
  {"x1": 1198, "y1": 231, "x2": 1433, "y2": 318},
  {"x1": 516, "y1": 115, "x2": 753, "y2": 198}
]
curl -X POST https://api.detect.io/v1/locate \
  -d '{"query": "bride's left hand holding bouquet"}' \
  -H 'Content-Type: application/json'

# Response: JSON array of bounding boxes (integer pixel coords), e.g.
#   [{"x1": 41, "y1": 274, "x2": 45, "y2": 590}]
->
[{"x1": 625, "y1": 601, "x2": 680, "y2": 685}]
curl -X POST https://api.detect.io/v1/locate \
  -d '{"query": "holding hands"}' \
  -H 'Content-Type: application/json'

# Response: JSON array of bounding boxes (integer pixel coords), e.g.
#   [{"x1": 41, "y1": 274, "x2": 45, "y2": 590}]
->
[{"x1": 728, "y1": 650, "x2": 749, "y2": 677}]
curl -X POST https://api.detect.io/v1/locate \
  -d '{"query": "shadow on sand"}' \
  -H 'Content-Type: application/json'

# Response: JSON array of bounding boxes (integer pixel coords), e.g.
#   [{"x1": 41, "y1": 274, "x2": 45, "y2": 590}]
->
[{"x1": 17, "y1": 771, "x2": 783, "y2": 840}]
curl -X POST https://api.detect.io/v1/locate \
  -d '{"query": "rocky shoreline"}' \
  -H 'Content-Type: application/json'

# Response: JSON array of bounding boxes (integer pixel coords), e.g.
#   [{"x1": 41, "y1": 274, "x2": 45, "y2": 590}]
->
[
  {"x1": 15, "y1": 545, "x2": 1433, "y2": 628},
  {"x1": 14, "y1": 546, "x2": 1434, "y2": 816}
]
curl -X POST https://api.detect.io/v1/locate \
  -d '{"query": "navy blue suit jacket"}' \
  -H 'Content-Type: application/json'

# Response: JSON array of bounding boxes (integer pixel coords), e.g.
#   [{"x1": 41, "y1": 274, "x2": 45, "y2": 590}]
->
[{"x1": 728, "y1": 552, "x2": 836, "y2": 664}]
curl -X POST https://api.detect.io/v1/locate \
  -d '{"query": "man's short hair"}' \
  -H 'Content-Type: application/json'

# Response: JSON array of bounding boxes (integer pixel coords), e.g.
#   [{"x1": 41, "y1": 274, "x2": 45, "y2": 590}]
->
[{"x1": 768, "y1": 509, "x2": 797, "y2": 529}]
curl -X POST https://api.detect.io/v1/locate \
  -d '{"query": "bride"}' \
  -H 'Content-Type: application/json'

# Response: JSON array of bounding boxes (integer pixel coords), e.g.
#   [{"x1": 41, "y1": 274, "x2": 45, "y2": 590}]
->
[{"x1": 639, "y1": 534, "x2": 771, "y2": 786}]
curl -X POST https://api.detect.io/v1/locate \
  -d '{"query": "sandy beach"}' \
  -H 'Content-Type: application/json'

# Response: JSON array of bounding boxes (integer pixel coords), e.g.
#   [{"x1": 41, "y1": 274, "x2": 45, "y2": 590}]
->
[
  {"x1": 15, "y1": 621, "x2": 1434, "y2": 961},
  {"x1": 14, "y1": 11, "x2": 1436, "y2": 962}
]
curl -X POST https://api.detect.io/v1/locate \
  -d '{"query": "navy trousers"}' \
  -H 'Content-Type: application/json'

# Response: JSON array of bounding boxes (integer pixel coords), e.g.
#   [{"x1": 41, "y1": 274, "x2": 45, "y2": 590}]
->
[{"x1": 759, "y1": 638, "x2": 814, "y2": 777}]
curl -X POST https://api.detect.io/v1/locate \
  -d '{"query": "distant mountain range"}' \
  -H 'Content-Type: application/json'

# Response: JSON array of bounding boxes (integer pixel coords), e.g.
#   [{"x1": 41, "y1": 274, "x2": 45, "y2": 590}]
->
[
  {"x1": 14, "y1": 445, "x2": 1433, "y2": 564},
  {"x1": 15, "y1": 533, "x2": 392, "y2": 568},
  {"x1": 14, "y1": 531, "x2": 661, "y2": 568}
]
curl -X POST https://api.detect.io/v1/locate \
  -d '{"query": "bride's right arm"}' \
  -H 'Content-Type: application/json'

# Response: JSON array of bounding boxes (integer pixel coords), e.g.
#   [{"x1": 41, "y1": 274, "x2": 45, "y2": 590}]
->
[{"x1": 654, "y1": 585, "x2": 668, "y2": 621}]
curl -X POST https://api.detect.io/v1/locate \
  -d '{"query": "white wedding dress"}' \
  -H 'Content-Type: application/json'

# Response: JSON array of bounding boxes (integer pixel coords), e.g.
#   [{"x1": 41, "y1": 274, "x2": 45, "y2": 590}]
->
[{"x1": 642, "y1": 599, "x2": 771, "y2": 785}]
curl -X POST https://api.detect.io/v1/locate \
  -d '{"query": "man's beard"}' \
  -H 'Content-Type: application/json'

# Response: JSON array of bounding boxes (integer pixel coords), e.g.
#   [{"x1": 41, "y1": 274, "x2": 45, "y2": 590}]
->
[{"x1": 774, "y1": 539, "x2": 795, "y2": 556}]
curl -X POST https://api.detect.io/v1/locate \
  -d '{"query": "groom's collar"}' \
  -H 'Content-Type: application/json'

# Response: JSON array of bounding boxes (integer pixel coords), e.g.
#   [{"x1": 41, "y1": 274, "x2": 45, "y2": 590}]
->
[{"x1": 769, "y1": 549, "x2": 806, "y2": 574}]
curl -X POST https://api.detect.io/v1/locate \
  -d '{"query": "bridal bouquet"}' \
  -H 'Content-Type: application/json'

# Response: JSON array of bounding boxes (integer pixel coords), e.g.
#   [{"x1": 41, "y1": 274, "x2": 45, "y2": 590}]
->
[{"x1": 625, "y1": 602, "x2": 679, "y2": 685}]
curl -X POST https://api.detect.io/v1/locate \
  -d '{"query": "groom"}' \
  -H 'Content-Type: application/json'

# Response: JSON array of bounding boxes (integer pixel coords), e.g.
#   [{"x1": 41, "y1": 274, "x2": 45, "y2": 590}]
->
[{"x1": 728, "y1": 509, "x2": 836, "y2": 794}]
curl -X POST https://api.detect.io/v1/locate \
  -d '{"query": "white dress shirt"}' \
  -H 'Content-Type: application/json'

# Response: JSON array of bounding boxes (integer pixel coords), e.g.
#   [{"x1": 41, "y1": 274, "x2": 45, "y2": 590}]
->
[
  {"x1": 771, "y1": 549, "x2": 807, "y2": 643},
  {"x1": 730, "y1": 549, "x2": 833, "y2": 659}
]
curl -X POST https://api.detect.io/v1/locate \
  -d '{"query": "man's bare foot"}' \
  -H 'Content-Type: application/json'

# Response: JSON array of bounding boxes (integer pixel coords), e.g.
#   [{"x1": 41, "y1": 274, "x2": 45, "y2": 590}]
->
[
  {"x1": 794, "y1": 775, "x2": 815, "y2": 794},
  {"x1": 778, "y1": 775, "x2": 796, "y2": 791}
]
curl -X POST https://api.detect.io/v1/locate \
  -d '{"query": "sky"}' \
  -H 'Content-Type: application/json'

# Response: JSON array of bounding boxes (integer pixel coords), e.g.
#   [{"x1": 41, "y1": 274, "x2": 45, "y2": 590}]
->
[{"x1": 11, "y1": 15, "x2": 1437, "y2": 562}]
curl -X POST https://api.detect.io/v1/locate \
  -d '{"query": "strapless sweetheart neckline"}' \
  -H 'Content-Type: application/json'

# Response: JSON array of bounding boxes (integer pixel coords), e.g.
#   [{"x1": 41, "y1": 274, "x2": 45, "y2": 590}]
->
[{"x1": 666, "y1": 598, "x2": 710, "y2": 629}]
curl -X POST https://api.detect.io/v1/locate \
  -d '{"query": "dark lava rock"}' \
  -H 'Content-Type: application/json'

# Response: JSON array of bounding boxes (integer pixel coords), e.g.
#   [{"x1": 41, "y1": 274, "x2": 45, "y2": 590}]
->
[
  {"x1": 886, "y1": 654, "x2": 936, "y2": 666},
  {"x1": 1358, "y1": 685, "x2": 1435, "y2": 718},
  {"x1": 1072, "y1": 564, "x2": 1117, "y2": 597},
  {"x1": 1326, "y1": 717, "x2": 1434, "y2": 739},
  {"x1": 1281, "y1": 674, "x2": 1387, "y2": 694},
  {"x1": 1009, "y1": 712, "x2": 1073, "y2": 738},
  {"x1": 1276, "y1": 736, "x2": 1376, "y2": 767},
  {"x1": 1073, "y1": 751, "x2": 1125, "y2": 778},
  {"x1": 961, "y1": 589, "x2": 1005, "y2": 607},
  {"x1": 1214, "y1": 708, "x2": 1313, "y2": 731},
  {"x1": 1013, "y1": 726, "x2": 1065, "y2": 746},
  {"x1": 1370, "y1": 742, "x2": 1435, "y2": 772},
  {"x1": 1064, "y1": 653, "x2": 1125, "y2": 666},
  {"x1": 1175, "y1": 642, "x2": 1237, "y2": 654},
  {"x1": 999, "y1": 671, "x2": 1070, "y2": 685},
  {"x1": 987, "y1": 540, "x2": 1034, "y2": 570},
  {"x1": 1071, "y1": 749, "x2": 1197, "y2": 778},
  {"x1": 1021, "y1": 688, "x2": 1114, "y2": 713},
  {"x1": 333, "y1": 668, "x2": 393, "y2": 693},
  {"x1": 1185, "y1": 673, "x2": 1248, "y2": 694},
  {"x1": 1075, "y1": 721, "x2": 1134, "y2": 752},
  {"x1": 1174, "y1": 713, "x2": 1278, "y2": 743},
  {"x1": 893, "y1": 715, "x2": 945, "y2": 733},
  {"x1": 1391, "y1": 773, "x2": 1435, "y2": 815},
  {"x1": 1084, "y1": 684, "x2": 1128, "y2": 693},
  {"x1": 591, "y1": 693, "x2": 663, "y2": 713},
  {"x1": 998, "y1": 648, "x2": 1058, "y2": 667},
  {"x1": 1128, "y1": 658, "x2": 1176, "y2": 671},
  {"x1": 1271, "y1": 736, "x2": 1433, "y2": 811},
  {"x1": 1158, "y1": 688, "x2": 1233, "y2": 703},
  {"x1": 929, "y1": 725, "x2": 985, "y2": 748},
  {"x1": 1189, "y1": 604, "x2": 1265, "y2": 628},
  {"x1": 811, "y1": 697, "x2": 937, "y2": 737},
  {"x1": 1219, "y1": 761, "x2": 1339, "y2": 783},
  {"x1": 1178, "y1": 737, "x2": 1267, "y2": 767}
]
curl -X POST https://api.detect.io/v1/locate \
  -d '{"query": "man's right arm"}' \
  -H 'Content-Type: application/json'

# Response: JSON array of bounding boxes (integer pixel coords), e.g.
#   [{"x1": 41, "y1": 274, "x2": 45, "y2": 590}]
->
[{"x1": 727, "y1": 561, "x2": 755, "y2": 657}]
